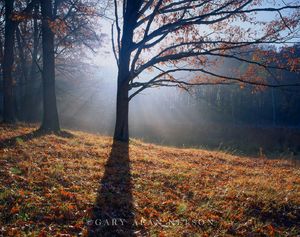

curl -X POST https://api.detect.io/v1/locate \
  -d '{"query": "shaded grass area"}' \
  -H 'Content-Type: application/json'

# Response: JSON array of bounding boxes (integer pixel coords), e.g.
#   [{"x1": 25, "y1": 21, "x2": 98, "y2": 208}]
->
[
  {"x1": 0, "y1": 124, "x2": 299, "y2": 236},
  {"x1": 132, "y1": 122, "x2": 300, "y2": 158}
]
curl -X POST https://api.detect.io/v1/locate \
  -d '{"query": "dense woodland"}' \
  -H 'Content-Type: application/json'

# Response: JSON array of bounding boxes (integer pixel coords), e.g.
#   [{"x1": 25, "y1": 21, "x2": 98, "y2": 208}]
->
[{"x1": 2, "y1": 41, "x2": 300, "y2": 154}]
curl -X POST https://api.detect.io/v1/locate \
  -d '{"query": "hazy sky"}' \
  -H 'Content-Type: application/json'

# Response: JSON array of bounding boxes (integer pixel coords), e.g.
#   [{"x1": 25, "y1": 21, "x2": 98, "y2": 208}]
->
[{"x1": 93, "y1": 0, "x2": 299, "y2": 86}]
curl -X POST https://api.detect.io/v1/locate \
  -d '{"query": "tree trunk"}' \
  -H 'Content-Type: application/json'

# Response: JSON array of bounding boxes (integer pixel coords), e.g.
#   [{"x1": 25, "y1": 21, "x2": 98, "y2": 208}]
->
[
  {"x1": 0, "y1": 35, "x2": 4, "y2": 65},
  {"x1": 2, "y1": 0, "x2": 16, "y2": 123},
  {"x1": 16, "y1": 26, "x2": 29, "y2": 120},
  {"x1": 26, "y1": 5, "x2": 40, "y2": 122},
  {"x1": 0, "y1": 38, "x2": 3, "y2": 118},
  {"x1": 113, "y1": 1, "x2": 142, "y2": 142},
  {"x1": 114, "y1": 74, "x2": 129, "y2": 141},
  {"x1": 39, "y1": 0, "x2": 60, "y2": 132},
  {"x1": 271, "y1": 87, "x2": 276, "y2": 127}
]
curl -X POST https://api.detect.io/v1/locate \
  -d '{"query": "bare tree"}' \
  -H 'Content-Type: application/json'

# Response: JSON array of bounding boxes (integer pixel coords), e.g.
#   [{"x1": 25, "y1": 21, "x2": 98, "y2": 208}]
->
[{"x1": 111, "y1": 0, "x2": 300, "y2": 141}]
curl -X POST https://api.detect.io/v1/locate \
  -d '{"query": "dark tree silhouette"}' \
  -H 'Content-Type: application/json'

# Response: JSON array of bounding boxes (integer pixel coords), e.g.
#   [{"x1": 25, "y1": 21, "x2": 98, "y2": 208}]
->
[
  {"x1": 2, "y1": 0, "x2": 38, "y2": 123},
  {"x1": 112, "y1": 0, "x2": 300, "y2": 142},
  {"x1": 2, "y1": 0, "x2": 16, "y2": 123},
  {"x1": 39, "y1": 0, "x2": 60, "y2": 132},
  {"x1": 89, "y1": 141, "x2": 137, "y2": 236},
  {"x1": 0, "y1": 0, "x2": 105, "y2": 124}
]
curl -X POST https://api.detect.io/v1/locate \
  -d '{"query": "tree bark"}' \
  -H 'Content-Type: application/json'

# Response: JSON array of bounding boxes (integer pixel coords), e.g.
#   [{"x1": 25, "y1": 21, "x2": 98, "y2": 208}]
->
[
  {"x1": 26, "y1": 4, "x2": 40, "y2": 122},
  {"x1": 39, "y1": 0, "x2": 60, "y2": 132},
  {"x1": 0, "y1": 35, "x2": 4, "y2": 66},
  {"x1": 16, "y1": 26, "x2": 29, "y2": 120},
  {"x1": 2, "y1": 0, "x2": 16, "y2": 123},
  {"x1": 114, "y1": 74, "x2": 129, "y2": 141},
  {"x1": 113, "y1": 1, "x2": 141, "y2": 142},
  {"x1": 0, "y1": 37, "x2": 3, "y2": 116}
]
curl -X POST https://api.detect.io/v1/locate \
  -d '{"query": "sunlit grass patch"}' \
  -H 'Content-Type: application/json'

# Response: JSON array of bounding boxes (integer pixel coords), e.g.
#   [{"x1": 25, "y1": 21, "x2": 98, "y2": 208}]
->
[{"x1": 0, "y1": 124, "x2": 299, "y2": 236}]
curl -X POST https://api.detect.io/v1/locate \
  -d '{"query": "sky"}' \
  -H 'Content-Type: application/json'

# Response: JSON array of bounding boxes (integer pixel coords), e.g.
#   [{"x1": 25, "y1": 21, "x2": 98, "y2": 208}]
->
[{"x1": 93, "y1": 0, "x2": 300, "y2": 89}]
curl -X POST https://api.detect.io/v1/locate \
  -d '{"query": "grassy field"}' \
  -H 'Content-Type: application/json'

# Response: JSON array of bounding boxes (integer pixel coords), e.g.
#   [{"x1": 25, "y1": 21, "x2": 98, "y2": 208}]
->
[{"x1": 0, "y1": 124, "x2": 299, "y2": 236}]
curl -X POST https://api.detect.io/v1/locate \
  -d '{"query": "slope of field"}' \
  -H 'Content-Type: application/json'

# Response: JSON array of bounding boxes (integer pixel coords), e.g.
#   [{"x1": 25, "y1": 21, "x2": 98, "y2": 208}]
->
[{"x1": 0, "y1": 124, "x2": 299, "y2": 236}]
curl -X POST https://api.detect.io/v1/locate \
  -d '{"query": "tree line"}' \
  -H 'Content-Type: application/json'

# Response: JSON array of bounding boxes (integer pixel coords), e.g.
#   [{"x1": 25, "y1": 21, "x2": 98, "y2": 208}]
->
[{"x1": 189, "y1": 44, "x2": 300, "y2": 126}]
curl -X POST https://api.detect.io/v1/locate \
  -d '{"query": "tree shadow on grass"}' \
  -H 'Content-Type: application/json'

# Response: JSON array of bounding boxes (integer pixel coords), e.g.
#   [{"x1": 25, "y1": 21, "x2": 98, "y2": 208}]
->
[
  {"x1": 88, "y1": 140, "x2": 136, "y2": 237},
  {"x1": 0, "y1": 129, "x2": 74, "y2": 149},
  {"x1": 245, "y1": 200, "x2": 300, "y2": 229}
]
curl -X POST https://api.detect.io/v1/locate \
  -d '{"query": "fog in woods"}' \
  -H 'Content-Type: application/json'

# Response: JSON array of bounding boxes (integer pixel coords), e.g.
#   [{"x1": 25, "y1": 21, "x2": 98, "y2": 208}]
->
[
  {"x1": 51, "y1": 54, "x2": 300, "y2": 155},
  {"x1": 1, "y1": 0, "x2": 300, "y2": 155},
  {"x1": 1, "y1": 1, "x2": 300, "y2": 236}
]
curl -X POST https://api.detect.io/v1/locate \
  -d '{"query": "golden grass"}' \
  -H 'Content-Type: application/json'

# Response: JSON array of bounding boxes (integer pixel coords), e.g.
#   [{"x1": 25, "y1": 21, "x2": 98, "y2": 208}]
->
[{"x1": 0, "y1": 124, "x2": 299, "y2": 236}]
